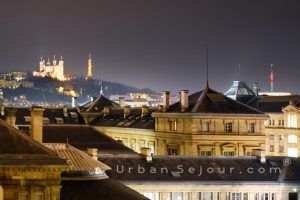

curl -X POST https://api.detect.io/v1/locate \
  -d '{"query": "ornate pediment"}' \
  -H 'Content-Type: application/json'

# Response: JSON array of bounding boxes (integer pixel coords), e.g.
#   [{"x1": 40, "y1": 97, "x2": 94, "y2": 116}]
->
[{"x1": 282, "y1": 104, "x2": 299, "y2": 113}]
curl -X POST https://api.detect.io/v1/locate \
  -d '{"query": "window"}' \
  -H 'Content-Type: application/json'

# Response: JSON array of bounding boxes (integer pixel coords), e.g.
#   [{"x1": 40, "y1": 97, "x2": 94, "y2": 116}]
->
[
  {"x1": 167, "y1": 147, "x2": 178, "y2": 156},
  {"x1": 288, "y1": 114, "x2": 297, "y2": 128},
  {"x1": 243, "y1": 193, "x2": 248, "y2": 200},
  {"x1": 254, "y1": 193, "x2": 259, "y2": 200},
  {"x1": 269, "y1": 135, "x2": 275, "y2": 152},
  {"x1": 271, "y1": 193, "x2": 276, "y2": 200},
  {"x1": 261, "y1": 193, "x2": 269, "y2": 200},
  {"x1": 248, "y1": 122, "x2": 255, "y2": 133},
  {"x1": 288, "y1": 148, "x2": 297, "y2": 157},
  {"x1": 169, "y1": 120, "x2": 177, "y2": 131},
  {"x1": 288, "y1": 135, "x2": 297, "y2": 143},
  {"x1": 202, "y1": 121, "x2": 210, "y2": 132},
  {"x1": 225, "y1": 122, "x2": 233, "y2": 133},
  {"x1": 279, "y1": 135, "x2": 284, "y2": 153},
  {"x1": 272, "y1": 120, "x2": 275, "y2": 125},
  {"x1": 200, "y1": 151, "x2": 213, "y2": 156},
  {"x1": 224, "y1": 151, "x2": 235, "y2": 156},
  {"x1": 232, "y1": 192, "x2": 241, "y2": 200}
]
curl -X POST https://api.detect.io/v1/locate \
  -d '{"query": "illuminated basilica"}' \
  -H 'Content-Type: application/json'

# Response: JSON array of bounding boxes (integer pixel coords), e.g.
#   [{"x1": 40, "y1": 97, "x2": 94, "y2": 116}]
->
[{"x1": 33, "y1": 55, "x2": 65, "y2": 81}]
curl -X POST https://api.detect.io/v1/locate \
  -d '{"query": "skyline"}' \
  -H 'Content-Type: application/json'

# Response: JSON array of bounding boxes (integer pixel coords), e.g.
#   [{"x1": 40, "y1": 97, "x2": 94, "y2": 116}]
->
[{"x1": 1, "y1": 0, "x2": 300, "y2": 94}]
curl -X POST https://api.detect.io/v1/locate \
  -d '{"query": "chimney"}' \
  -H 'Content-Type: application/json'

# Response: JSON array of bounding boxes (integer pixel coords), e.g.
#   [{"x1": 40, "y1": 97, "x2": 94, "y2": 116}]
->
[
  {"x1": 252, "y1": 149, "x2": 266, "y2": 163},
  {"x1": 87, "y1": 148, "x2": 98, "y2": 160},
  {"x1": 63, "y1": 106, "x2": 68, "y2": 117},
  {"x1": 180, "y1": 90, "x2": 189, "y2": 112},
  {"x1": 103, "y1": 106, "x2": 111, "y2": 116},
  {"x1": 1, "y1": 105, "x2": 5, "y2": 116},
  {"x1": 30, "y1": 107, "x2": 45, "y2": 143},
  {"x1": 140, "y1": 147, "x2": 152, "y2": 162},
  {"x1": 162, "y1": 91, "x2": 170, "y2": 112},
  {"x1": 141, "y1": 105, "x2": 149, "y2": 117},
  {"x1": 124, "y1": 105, "x2": 131, "y2": 118},
  {"x1": 5, "y1": 107, "x2": 17, "y2": 127},
  {"x1": 119, "y1": 96, "x2": 125, "y2": 108}
]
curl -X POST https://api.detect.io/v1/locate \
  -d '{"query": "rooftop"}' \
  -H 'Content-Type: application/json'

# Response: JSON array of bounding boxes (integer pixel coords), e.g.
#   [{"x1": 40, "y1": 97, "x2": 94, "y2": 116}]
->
[
  {"x1": 0, "y1": 119, "x2": 66, "y2": 165},
  {"x1": 43, "y1": 125, "x2": 136, "y2": 155}
]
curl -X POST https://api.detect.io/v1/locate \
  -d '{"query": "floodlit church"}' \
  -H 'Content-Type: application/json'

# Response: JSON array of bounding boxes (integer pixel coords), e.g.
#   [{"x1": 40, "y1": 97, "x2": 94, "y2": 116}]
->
[{"x1": 33, "y1": 55, "x2": 65, "y2": 81}]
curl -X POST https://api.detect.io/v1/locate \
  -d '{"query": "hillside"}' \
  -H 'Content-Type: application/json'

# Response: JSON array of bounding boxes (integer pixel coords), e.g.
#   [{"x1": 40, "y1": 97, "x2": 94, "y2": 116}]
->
[{"x1": 1, "y1": 73, "x2": 157, "y2": 104}]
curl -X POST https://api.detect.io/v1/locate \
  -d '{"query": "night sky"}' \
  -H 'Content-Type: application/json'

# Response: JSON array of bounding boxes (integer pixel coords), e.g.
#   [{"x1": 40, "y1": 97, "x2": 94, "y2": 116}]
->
[{"x1": 1, "y1": 0, "x2": 300, "y2": 94}]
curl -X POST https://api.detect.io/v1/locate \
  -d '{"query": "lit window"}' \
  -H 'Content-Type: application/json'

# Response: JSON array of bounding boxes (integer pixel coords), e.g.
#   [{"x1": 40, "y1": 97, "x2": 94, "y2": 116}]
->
[
  {"x1": 225, "y1": 122, "x2": 233, "y2": 133},
  {"x1": 202, "y1": 121, "x2": 210, "y2": 132},
  {"x1": 271, "y1": 193, "x2": 276, "y2": 200},
  {"x1": 288, "y1": 114, "x2": 297, "y2": 128},
  {"x1": 288, "y1": 148, "x2": 297, "y2": 157},
  {"x1": 288, "y1": 135, "x2": 297, "y2": 144},
  {"x1": 169, "y1": 120, "x2": 177, "y2": 131}
]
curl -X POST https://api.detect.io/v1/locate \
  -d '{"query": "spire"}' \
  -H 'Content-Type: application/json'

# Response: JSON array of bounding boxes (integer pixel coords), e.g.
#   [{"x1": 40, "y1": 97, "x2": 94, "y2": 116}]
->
[
  {"x1": 53, "y1": 54, "x2": 56, "y2": 60},
  {"x1": 60, "y1": 55, "x2": 63, "y2": 61}
]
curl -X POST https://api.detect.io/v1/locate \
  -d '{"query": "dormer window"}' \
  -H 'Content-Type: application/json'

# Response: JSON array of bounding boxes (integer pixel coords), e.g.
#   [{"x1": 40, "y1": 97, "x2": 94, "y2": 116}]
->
[
  {"x1": 43, "y1": 117, "x2": 50, "y2": 124},
  {"x1": 55, "y1": 117, "x2": 64, "y2": 124}
]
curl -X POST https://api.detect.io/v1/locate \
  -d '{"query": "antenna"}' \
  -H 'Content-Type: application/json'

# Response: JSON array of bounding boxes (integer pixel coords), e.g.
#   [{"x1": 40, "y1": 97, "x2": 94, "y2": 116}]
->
[
  {"x1": 238, "y1": 64, "x2": 241, "y2": 80},
  {"x1": 205, "y1": 44, "x2": 209, "y2": 89}
]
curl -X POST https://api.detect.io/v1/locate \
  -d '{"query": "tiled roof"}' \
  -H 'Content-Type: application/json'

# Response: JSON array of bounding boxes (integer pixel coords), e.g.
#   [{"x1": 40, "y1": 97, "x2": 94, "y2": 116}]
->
[
  {"x1": 44, "y1": 143, "x2": 110, "y2": 178},
  {"x1": 165, "y1": 86, "x2": 264, "y2": 114},
  {"x1": 247, "y1": 95, "x2": 300, "y2": 113},
  {"x1": 43, "y1": 125, "x2": 136, "y2": 155},
  {"x1": 61, "y1": 179, "x2": 149, "y2": 200},
  {"x1": 90, "y1": 108, "x2": 156, "y2": 129},
  {"x1": 0, "y1": 119, "x2": 66, "y2": 165},
  {"x1": 80, "y1": 95, "x2": 118, "y2": 113},
  {"x1": 100, "y1": 155, "x2": 300, "y2": 182}
]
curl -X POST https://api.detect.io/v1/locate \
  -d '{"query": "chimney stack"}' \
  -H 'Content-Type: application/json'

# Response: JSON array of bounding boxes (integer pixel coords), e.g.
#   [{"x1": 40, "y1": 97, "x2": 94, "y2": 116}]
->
[
  {"x1": 180, "y1": 90, "x2": 189, "y2": 112},
  {"x1": 141, "y1": 105, "x2": 149, "y2": 117},
  {"x1": 162, "y1": 91, "x2": 170, "y2": 112},
  {"x1": 30, "y1": 107, "x2": 45, "y2": 143},
  {"x1": 140, "y1": 147, "x2": 152, "y2": 162},
  {"x1": 119, "y1": 96, "x2": 125, "y2": 108},
  {"x1": 124, "y1": 105, "x2": 131, "y2": 118},
  {"x1": 103, "y1": 106, "x2": 111, "y2": 116},
  {"x1": 5, "y1": 107, "x2": 17, "y2": 127},
  {"x1": 87, "y1": 148, "x2": 98, "y2": 160}
]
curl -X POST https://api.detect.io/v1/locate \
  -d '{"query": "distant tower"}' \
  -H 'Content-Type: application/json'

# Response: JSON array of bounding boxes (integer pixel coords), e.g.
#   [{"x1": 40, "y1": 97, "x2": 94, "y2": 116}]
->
[{"x1": 87, "y1": 53, "x2": 93, "y2": 79}]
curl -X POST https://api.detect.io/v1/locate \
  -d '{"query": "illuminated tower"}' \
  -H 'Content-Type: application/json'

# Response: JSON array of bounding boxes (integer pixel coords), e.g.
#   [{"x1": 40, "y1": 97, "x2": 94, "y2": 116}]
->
[{"x1": 87, "y1": 53, "x2": 93, "y2": 79}]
